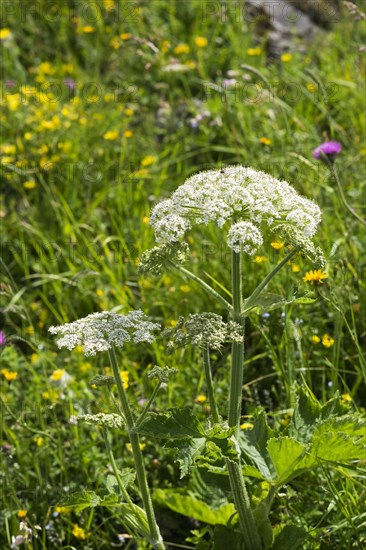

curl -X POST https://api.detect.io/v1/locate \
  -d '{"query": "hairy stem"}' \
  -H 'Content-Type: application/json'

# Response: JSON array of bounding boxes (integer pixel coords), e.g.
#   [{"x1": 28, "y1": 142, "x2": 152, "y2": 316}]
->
[
  {"x1": 108, "y1": 347, "x2": 165, "y2": 550},
  {"x1": 227, "y1": 251, "x2": 262, "y2": 550},
  {"x1": 203, "y1": 345, "x2": 220, "y2": 423}
]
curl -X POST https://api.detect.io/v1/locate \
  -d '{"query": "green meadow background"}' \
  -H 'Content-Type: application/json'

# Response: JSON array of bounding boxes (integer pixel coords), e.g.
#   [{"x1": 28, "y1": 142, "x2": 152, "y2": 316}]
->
[{"x1": 1, "y1": 1, "x2": 365, "y2": 548}]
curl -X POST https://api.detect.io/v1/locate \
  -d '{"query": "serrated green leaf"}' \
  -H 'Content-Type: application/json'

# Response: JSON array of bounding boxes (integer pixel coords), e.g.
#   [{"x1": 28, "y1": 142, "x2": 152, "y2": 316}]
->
[
  {"x1": 270, "y1": 525, "x2": 308, "y2": 549},
  {"x1": 105, "y1": 468, "x2": 136, "y2": 495},
  {"x1": 267, "y1": 437, "x2": 314, "y2": 483},
  {"x1": 239, "y1": 411, "x2": 276, "y2": 481},
  {"x1": 207, "y1": 425, "x2": 239, "y2": 465},
  {"x1": 289, "y1": 386, "x2": 320, "y2": 442},
  {"x1": 311, "y1": 431, "x2": 365, "y2": 462},
  {"x1": 165, "y1": 437, "x2": 206, "y2": 478},
  {"x1": 138, "y1": 408, "x2": 205, "y2": 439},
  {"x1": 314, "y1": 415, "x2": 366, "y2": 441},
  {"x1": 154, "y1": 489, "x2": 236, "y2": 525},
  {"x1": 59, "y1": 490, "x2": 101, "y2": 512}
]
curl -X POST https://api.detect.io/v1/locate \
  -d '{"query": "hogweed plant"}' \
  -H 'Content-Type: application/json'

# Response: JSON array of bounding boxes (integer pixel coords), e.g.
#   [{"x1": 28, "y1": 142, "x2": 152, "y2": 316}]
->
[{"x1": 50, "y1": 167, "x2": 366, "y2": 550}]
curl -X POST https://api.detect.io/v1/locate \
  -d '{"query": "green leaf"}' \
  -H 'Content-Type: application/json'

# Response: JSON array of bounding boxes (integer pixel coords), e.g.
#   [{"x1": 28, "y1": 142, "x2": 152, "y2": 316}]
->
[
  {"x1": 267, "y1": 437, "x2": 314, "y2": 483},
  {"x1": 239, "y1": 411, "x2": 276, "y2": 481},
  {"x1": 289, "y1": 386, "x2": 320, "y2": 442},
  {"x1": 207, "y1": 425, "x2": 240, "y2": 464},
  {"x1": 213, "y1": 525, "x2": 242, "y2": 549},
  {"x1": 59, "y1": 490, "x2": 102, "y2": 512},
  {"x1": 311, "y1": 431, "x2": 365, "y2": 463},
  {"x1": 105, "y1": 468, "x2": 136, "y2": 495},
  {"x1": 138, "y1": 408, "x2": 205, "y2": 439},
  {"x1": 165, "y1": 437, "x2": 206, "y2": 478},
  {"x1": 154, "y1": 489, "x2": 236, "y2": 525},
  {"x1": 270, "y1": 525, "x2": 308, "y2": 549},
  {"x1": 253, "y1": 500, "x2": 273, "y2": 548},
  {"x1": 119, "y1": 503, "x2": 151, "y2": 541}
]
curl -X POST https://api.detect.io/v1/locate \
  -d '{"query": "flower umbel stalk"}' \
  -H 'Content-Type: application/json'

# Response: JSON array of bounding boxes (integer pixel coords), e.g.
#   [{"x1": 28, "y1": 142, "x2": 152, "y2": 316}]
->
[
  {"x1": 108, "y1": 347, "x2": 165, "y2": 550},
  {"x1": 227, "y1": 251, "x2": 262, "y2": 550},
  {"x1": 203, "y1": 345, "x2": 220, "y2": 423}
]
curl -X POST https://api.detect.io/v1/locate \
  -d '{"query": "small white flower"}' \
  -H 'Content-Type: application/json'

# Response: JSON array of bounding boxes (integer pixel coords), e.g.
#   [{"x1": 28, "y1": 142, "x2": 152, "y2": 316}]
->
[
  {"x1": 227, "y1": 222, "x2": 263, "y2": 254},
  {"x1": 49, "y1": 310, "x2": 160, "y2": 356},
  {"x1": 150, "y1": 166, "x2": 322, "y2": 253}
]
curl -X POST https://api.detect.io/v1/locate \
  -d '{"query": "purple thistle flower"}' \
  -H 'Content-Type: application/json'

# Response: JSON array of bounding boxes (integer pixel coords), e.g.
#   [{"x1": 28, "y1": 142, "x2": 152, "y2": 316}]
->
[
  {"x1": 0, "y1": 331, "x2": 6, "y2": 346},
  {"x1": 64, "y1": 78, "x2": 76, "y2": 90},
  {"x1": 313, "y1": 141, "x2": 342, "y2": 161}
]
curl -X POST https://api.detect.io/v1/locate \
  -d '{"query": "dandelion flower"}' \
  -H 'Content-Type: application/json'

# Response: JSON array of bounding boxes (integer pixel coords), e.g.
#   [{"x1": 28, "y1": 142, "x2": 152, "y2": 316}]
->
[
  {"x1": 103, "y1": 130, "x2": 119, "y2": 140},
  {"x1": 174, "y1": 43, "x2": 190, "y2": 55},
  {"x1": 141, "y1": 155, "x2": 156, "y2": 167},
  {"x1": 72, "y1": 524, "x2": 87, "y2": 540},
  {"x1": 303, "y1": 269, "x2": 328, "y2": 285},
  {"x1": 123, "y1": 130, "x2": 133, "y2": 138},
  {"x1": 195, "y1": 394, "x2": 207, "y2": 403},
  {"x1": 247, "y1": 47, "x2": 262, "y2": 56},
  {"x1": 281, "y1": 53, "x2": 292, "y2": 62},
  {"x1": 259, "y1": 137, "x2": 271, "y2": 145}
]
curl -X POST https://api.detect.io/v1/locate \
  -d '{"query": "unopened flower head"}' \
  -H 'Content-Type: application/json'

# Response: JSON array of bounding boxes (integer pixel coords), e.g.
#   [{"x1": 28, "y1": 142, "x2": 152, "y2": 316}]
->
[
  {"x1": 138, "y1": 242, "x2": 189, "y2": 275},
  {"x1": 49, "y1": 310, "x2": 160, "y2": 356},
  {"x1": 150, "y1": 166, "x2": 322, "y2": 254}
]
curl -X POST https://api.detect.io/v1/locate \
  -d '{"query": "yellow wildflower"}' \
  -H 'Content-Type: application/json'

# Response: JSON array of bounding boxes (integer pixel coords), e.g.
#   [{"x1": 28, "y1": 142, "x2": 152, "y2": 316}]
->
[
  {"x1": 72, "y1": 524, "x2": 87, "y2": 540},
  {"x1": 55, "y1": 506, "x2": 70, "y2": 514},
  {"x1": 120, "y1": 370, "x2": 129, "y2": 389},
  {"x1": 306, "y1": 83, "x2": 317, "y2": 93},
  {"x1": 281, "y1": 53, "x2": 293, "y2": 62},
  {"x1": 17, "y1": 510, "x2": 27, "y2": 518},
  {"x1": 291, "y1": 263, "x2": 300, "y2": 273},
  {"x1": 195, "y1": 395, "x2": 207, "y2": 403},
  {"x1": 23, "y1": 180, "x2": 36, "y2": 190},
  {"x1": 124, "y1": 107, "x2": 133, "y2": 116},
  {"x1": 120, "y1": 33, "x2": 132, "y2": 40},
  {"x1": 123, "y1": 130, "x2": 133, "y2": 138},
  {"x1": 74, "y1": 345, "x2": 84, "y2": 353},
  {"x1": 103, "y1": 130, "x2": 119, "y2": 140},
  {"x1": 194, "y1": 36, "x2": 208, "y2": 48},
  {"x1": 96, "y1": 289, "x2": 105, "y2": 297},
  {"x1": 31, "y1": 353, "x2": 39, "y2": 363},
  {"x1": 127, "y1": 442, "x2": 146, "y2": 452},
  {"x1": 34, "y1": 436, "x2": 44, "y2": 447},
  {"x1": 303, "y1": 269, "x2": 328, "y2": 285},
  {"x1": 341, "y1": 393, "x2": 352, "y2": 402},
  {"x1": 0, "y1": 28, "x2": 12, "y2": 40},
  {"x1": 24, "y1": 132, "x2": 33, "y2": 140},
  {"x1": 240, "y1": 422, "x2": 254, "y2": 430},
  {"x1": 180, "y1": 285, "x2": 191, "y2": 293},
  {"x1": 80, "y1": 26, "x2": 95, "y2": 33},
  {"x1": 270, "y1": 241, "x2": 284, "y2": 251},
  {"x1": 80, "y1": 362, "x2": 92, "y2": 373},
  {"x1": 322, "y1": 334, "x2": 334, "y2": 348},
  {"x1": 247, "y1": 47, "x2": 262, "y2": 56},
  {"x1": 110, "y1": 36, "x2": 120, "y2": 49},
  {"x1": 141, "y1": 155, "x2": 156, "y2": 167},
  {"x1": 254, "y1": 256, "x2": 267, "y2": 263},
  {"x1": 50, "y1": 369, "x2": 65, "y2": 381},
  {"x1": 312, "y1": 335, "x2": 320, "y2": 344},
  {"x1": 1, "y1": 144, "x2": 16, "y2": 155},
  {"x1": 185, "y1": 60, "x2": 197, "y2": 69},
  {"x1": 2, "y1": 369, "x2": 17, "y2": 382},
  {"x1": 160, "y1": 40, "x2": 170, "y2": 53},
  {"x1": 174, "y1": 43, "x2": 190, "y2": 55},
  {"x1": 143, "y1": 216, "x2": 150, "y2": 224},
  {"x1": 259, "y1": 137, "x2": 272, "y2": 145}
]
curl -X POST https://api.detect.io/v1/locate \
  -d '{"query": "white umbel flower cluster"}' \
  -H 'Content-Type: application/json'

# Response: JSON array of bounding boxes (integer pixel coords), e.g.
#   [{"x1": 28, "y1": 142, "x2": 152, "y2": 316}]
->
[
  {"x1": 49, "y1": 310, "x2": 160, "y2": 356},
  {"x1": 150, "y1": 166, "x2": 322, "y2": 253}
]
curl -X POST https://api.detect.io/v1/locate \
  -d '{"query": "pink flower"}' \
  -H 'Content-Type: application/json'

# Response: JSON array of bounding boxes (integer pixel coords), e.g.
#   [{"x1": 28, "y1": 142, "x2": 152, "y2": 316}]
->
[
  {"x1": 0, "y1": 331, "x2": 6, "y2": 346},
  {"x1": 313, "y1": 141, "x2": 342, "y2": 160}
]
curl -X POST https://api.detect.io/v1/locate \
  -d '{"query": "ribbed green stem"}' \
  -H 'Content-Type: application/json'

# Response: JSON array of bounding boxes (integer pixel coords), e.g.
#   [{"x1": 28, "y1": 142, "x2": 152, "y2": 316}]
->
[
  {"x1": 227, "y1": 252, "x2": 262, "y2": 550},
  {"x1": 203, "y1": 345, "x2": 220, "y2": 423},
  {"x1": 108, "y1": 348, "x2": 165, "y2": 550}
]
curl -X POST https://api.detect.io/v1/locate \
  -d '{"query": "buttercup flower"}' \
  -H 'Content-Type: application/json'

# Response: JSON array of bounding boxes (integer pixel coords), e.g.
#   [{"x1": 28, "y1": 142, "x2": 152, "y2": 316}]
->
[
  {"x1": 150, "y1": 166, "x2": 322, "y2": 254},
  {"x1": 49, "y1": 311, "x2": 160, "y2": 356},
  {"x1": 313, "y1": 141, "x2": 342, "y2": 160}
]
